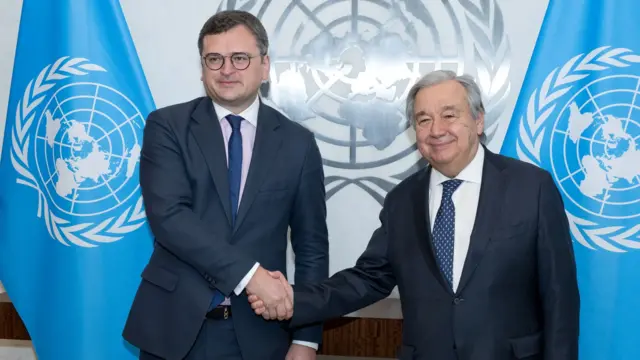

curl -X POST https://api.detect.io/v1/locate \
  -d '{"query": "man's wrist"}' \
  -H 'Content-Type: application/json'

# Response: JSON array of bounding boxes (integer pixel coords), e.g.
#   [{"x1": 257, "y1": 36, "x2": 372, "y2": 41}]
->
[
  {"x1": 233, "y1": 262, "x2": 260, "y2": 295},
  {"x1": 291, "y1": 341, "x2": 318, "y2": 351}
]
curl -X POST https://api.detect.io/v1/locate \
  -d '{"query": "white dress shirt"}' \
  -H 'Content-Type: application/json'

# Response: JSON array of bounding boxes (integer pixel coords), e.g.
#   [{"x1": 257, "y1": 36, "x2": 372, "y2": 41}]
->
[
  {"x1": 212, "y1": 96, "x2": 260, "y2": 301},
  {"x1": 212, "y1": 96, "x2": 317, "y2": 350},
  {"x1": 428, "y1": 145, "x2": 484, "y2": 292}
]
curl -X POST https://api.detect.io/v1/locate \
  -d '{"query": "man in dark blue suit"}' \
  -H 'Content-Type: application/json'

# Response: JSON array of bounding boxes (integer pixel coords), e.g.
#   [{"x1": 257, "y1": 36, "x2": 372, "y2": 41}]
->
[
  {"x1": 251, "y1": 70, "x2": 580, "y2": 360},
  {"x1": 123, "y1": 10, "x2": 329, "y2": 360}
]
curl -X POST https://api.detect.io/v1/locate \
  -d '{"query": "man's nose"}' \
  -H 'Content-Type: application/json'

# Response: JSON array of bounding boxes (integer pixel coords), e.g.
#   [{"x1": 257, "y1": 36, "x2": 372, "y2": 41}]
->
[
  {"x1": 430, "y1": 117, "x2": 448, "y2": 136},
  {"x1": 220, "y1": 58, "x2": 235, "y2": 75}
]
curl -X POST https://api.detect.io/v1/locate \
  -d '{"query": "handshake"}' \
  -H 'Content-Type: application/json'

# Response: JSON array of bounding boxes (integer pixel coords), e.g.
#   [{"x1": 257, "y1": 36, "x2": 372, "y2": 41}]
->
[{"x1": 245, "y1": 266, "x2": 294, "y2": 320}]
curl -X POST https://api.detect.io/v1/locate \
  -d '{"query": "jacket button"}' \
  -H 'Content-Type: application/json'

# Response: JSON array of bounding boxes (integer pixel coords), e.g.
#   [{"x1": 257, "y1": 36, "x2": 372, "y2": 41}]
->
[{"x1": 453, "y1": 297, "x2": 463, "y2": 305}]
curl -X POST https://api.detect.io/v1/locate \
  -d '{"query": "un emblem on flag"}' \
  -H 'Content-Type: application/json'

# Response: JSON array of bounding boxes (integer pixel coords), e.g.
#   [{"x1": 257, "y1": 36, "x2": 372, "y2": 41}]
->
[
  {"x1": 10, "y1": 57, "x2": 147, "y2": 248},
  {"x1": 516, "y1": 47, "x2": 640, "y2": 252}
]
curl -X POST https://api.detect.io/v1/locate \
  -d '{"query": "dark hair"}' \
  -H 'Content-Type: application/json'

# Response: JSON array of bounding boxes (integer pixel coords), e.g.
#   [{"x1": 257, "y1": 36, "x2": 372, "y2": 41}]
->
[{"x1": 198, "y1": 10, "x2": 269, "y2": 56}]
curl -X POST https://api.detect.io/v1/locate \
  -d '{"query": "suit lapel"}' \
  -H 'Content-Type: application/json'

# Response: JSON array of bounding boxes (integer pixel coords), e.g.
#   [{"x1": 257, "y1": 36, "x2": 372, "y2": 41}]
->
[
  {"x1": 233, "y1": 101, "x2": 282, "y2": 232},
  {"x1": 190, "y1": 98, "x2": 233, "y2": 226},
  {"x1": 456, "y1": 150, "x2": 505, "y2": 293},
  {"x1": 412, "y1": 167, "x2": 454, "y2": 294}
]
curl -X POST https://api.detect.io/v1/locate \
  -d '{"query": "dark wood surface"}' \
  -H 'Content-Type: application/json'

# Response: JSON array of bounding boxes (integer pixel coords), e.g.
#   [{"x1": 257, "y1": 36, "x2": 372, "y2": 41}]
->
[
  {"x1": 0, "y1": 302, "x2": 402, "y2": 358},
  {"x1": 0, "y1": 303, "x2": 30, "y2": 340},
  {"x1": 320, "y1": 317, "x2": 403, "y2": 357}
]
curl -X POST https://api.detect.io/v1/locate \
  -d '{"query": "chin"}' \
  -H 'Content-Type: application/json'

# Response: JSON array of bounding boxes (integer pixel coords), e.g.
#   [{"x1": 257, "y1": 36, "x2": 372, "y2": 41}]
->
[
  {"x1": 215, "y1": 92, "x2": 241, "y2": 103},
  {"x1": 429, "y1": 151, "x2": 457, "y2": 166},
  {"x1": 427, "y1": 145, "x2": 451, "y2": 157},
  {"x1": 431, "y1": 158, "x2": 455, "y2": 168}
]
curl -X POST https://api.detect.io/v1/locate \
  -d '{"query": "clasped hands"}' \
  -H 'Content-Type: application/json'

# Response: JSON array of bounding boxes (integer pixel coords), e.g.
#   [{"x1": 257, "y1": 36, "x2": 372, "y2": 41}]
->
[{"x1": 245, "y1": 266, "x2": 293, "y2": 320}]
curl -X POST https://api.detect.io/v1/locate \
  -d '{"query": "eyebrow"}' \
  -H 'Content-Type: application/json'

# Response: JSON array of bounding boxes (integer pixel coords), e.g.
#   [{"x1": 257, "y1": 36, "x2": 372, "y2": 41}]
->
[
  {"x1": 204, "y1": 51, "x2": 252, "y2": 56},
  {"x1": 414, "y1": 105, "x2": 460, "y2": 117},
  {"x1": 415, "y1": 110, "x2": 428, "y2": 118},
  {"x1": 441, "y1": 105, "x2": 460, "y2": 112}
]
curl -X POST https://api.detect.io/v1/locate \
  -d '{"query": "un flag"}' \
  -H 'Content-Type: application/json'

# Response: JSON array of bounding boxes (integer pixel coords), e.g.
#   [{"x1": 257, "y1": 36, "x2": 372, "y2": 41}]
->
[
  {"x1": 501, "y1": 1, "x2": 640, "y2": 359},
  {"x1": 0, "y1": 1, "x2": 155, "y2": 359}
]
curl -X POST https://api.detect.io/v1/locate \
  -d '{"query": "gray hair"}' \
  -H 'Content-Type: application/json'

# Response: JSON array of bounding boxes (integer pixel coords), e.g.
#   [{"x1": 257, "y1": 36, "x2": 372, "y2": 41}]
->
[{"x1": 405, "y1": 70, "x2": 486, "y2": 142}]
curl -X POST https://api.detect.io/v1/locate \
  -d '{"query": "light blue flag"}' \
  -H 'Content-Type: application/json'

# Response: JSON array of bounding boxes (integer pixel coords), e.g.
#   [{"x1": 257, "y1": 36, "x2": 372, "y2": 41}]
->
[
  {"x1": 500, "y1": 1, "x2": 640, "y2": 359},
  {"x1": 0, "y1": 1, "x2": 155, "y2": 359}
]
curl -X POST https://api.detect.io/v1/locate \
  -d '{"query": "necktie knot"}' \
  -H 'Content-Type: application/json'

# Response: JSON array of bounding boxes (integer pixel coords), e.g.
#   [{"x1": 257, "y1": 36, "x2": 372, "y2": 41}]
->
[
  {"x1": 226, "y1": 114, "x2": 243, "y2": 131},
  {"x1": 442, "y1": 179, "x2": 462, "y2": 198}
]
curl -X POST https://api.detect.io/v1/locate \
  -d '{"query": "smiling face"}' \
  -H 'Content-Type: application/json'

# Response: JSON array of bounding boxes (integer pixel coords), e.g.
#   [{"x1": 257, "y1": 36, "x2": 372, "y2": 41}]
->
[
  {"x1": 200, "y1": 24, "x2": 269, "y2": 113},
  {"x1": 413, "y1": 79, "x2": 484, "y2": 177}
]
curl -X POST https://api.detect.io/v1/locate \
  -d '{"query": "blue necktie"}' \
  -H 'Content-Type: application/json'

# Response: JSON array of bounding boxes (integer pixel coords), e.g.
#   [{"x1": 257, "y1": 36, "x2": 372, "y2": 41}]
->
[
  {"x1": 432, "y1": 179, "x2": 462, "y2": 289},
  {"x1": 209, "y1": 114, "x2": 244, "y2": 310},
  {"x1": 226, "y1": 114, "x2": 243, "y2": 226}
]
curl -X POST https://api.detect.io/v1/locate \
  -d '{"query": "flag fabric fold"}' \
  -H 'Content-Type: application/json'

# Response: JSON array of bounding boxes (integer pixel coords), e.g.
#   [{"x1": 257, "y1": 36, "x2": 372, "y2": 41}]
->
[
  {"x1": 0, "y1": 1, "x2": 155, "y2": 358},
  {"x1": 501, "y1": 1, "x2": 640, "y2": 359}
]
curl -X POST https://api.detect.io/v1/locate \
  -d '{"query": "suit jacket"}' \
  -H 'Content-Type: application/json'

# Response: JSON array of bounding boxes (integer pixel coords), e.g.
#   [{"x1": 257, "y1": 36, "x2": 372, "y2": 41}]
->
[
  {"x1": 290, "y1": 147, "x2": 580, "y2": 360},
  {"x1": 123, "y1": 97, "x2": 329, "y2": 360}
]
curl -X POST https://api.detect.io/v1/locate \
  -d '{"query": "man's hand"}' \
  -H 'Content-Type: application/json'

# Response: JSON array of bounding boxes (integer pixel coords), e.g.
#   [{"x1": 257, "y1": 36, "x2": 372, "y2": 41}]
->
[
  {"x1": 248, "y1": 270, "x2": 293, "y2": 320},
  {"x1": 285, "y1": 344, "x2": 316, "y2": 360},
  {"x1": 245, "y1": 267, "x2": 292, "y2": 320}
]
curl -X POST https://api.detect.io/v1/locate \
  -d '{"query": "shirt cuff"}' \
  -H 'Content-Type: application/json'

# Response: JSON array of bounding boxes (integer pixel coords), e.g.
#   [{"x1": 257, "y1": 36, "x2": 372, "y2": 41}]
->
[
  {"x1": 233, "y1": 262, "x2": 260, "y2": 295},
  {"x1": 292, "y1": 340, "x2": 319, "y2": 351}
]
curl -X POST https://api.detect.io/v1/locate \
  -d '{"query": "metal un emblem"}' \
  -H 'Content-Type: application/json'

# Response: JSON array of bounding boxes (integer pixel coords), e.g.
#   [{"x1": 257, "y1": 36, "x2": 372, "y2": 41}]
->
[
  {"x1": 515, "y1": 46, "x2": 640, "y2": 252},
  {"x1": 221, "y1": 0, "x2": 511, "y2": 204},
  {"x1": 10, "y1": 57, "x2": 147, "y2": 248}
]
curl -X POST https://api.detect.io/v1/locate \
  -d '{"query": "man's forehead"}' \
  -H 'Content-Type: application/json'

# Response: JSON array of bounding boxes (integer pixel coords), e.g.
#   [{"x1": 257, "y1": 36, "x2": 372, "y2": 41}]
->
[
  {"x1": 203, "y1": 27, "x2": 257, "y2": 44},
  {"x1": 415, "y1": 101, "x2": 465, "y2": 111}
]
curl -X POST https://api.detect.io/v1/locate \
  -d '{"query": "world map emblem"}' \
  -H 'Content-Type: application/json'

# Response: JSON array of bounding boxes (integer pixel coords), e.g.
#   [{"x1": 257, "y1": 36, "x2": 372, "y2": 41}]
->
[
  {"x1": 10, "y1": 57, "x2": 147, "y2": 248},
  {"x1": 515, "y1": 46, "x2": 640, "y2": 252},
  {"x1": 222, "y1": 0, "x2": 511, "y2": 204}
]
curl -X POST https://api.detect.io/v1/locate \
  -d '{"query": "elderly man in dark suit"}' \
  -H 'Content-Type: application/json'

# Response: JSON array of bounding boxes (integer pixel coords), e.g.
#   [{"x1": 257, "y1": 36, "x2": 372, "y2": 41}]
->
[{"x1": 250, "y1": 70, "x2": 580, "y2": 360}]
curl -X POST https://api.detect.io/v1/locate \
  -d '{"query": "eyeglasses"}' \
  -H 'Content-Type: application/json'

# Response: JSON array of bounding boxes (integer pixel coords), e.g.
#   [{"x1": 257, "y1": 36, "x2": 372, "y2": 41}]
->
[{"x1": 202, "y1": 52, "x2": 260, "y2": 71}]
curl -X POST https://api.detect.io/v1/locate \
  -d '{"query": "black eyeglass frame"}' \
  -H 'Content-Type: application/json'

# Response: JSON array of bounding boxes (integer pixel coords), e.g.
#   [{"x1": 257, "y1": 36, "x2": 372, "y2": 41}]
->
[{"x1": 202, "y1": 52, "x2": 262, "y2": 71}]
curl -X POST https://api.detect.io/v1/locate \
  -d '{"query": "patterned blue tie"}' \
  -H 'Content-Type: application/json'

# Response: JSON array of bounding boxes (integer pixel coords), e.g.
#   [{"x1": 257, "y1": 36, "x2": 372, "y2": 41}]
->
[
  {"x1": 209, "y1": 114, "x2": 243, "y2": 310},
  {"x1": 432, "y1": 179, "x2": 462, "y2": 289}
]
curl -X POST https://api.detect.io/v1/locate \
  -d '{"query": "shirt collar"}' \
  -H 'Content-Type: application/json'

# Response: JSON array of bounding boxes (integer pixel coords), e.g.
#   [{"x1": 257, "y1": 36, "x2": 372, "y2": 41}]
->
[
  {"x1": 431, "y1": 145, "x2": 485, "y2": 186},
  {"x1": 212, "y1": 95, "x2": 260, "y2": 128}
]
